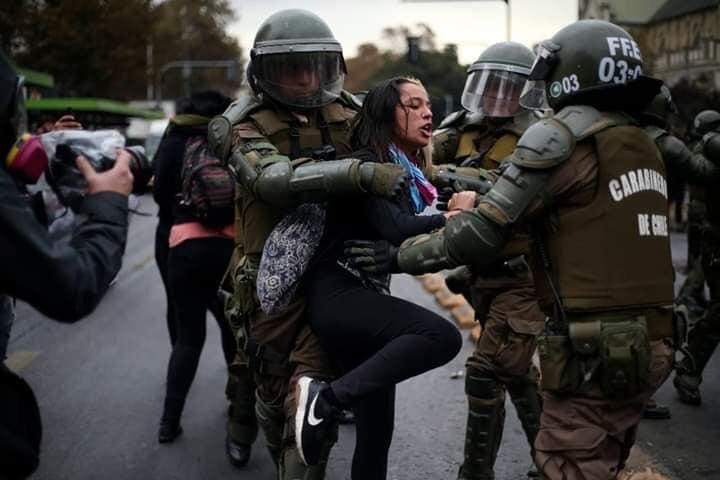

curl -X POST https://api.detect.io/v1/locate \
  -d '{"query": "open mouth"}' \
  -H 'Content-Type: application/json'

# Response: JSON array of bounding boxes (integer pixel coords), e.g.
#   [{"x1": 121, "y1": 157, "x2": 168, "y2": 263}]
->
[{"x1": 420, "y1": 124, "x2": 433, "y2": 135}]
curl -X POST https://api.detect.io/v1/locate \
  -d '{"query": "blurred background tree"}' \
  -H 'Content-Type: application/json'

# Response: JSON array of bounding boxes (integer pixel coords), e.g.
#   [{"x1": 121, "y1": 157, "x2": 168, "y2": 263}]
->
[
  {"x1": 345, "y1": 23, "x2": 468, "y2": 125},
  {"x1": 0, "y1": 0, "x2": 243, "y2": 101}
]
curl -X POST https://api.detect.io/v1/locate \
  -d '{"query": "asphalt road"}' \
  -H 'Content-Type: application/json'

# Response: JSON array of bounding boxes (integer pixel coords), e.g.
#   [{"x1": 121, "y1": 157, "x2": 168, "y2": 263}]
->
[{"x1": 6, "y1": 195, "x2": 719, "y2": 480}]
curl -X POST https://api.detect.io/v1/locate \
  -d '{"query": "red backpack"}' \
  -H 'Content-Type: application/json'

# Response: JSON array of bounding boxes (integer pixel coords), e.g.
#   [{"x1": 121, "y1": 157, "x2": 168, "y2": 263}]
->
[{"x1": 178, "y1": 136, "x2": 235, "y2": 228}]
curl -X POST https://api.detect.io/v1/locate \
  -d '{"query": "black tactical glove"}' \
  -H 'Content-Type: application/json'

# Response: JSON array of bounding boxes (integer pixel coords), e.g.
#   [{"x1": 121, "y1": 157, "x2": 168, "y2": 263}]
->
[
  {"x1": 435, "y1": 186, "x2": 455, "y2": 211},
  {"x1": 359, "y1": 163, "x2": 409, "y2": 202},
  {"x1": 343, "y1": 240, "x2": 400, "y2": 274}
]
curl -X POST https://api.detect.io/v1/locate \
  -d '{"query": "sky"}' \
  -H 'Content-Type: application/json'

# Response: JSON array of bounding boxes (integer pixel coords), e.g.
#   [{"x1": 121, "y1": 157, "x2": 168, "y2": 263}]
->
[{"x1": 227, "y1": 0, "x2": 579, "y2": 66}]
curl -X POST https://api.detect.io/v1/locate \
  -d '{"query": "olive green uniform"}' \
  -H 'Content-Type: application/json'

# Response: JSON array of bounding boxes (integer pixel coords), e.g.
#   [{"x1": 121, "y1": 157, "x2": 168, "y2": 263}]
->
[
  {"x1": 220, "y1": 93, "x2": 359, "y2": 478},
  {"x1": 393, "y1": 106, "x2": 676, "y2": 480},
  {"x1": 433, "y1": 112, "x2": 544, "y2": 480},
  {"x1": 673, "y1": 132, "x2": 720, "y2": 404}
]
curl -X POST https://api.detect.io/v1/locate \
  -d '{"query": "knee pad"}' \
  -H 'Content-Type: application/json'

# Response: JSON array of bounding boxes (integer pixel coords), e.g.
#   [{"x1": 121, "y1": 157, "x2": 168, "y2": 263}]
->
[{"x1": 465, "y1": 367, "x2": 503, "y2": 400}]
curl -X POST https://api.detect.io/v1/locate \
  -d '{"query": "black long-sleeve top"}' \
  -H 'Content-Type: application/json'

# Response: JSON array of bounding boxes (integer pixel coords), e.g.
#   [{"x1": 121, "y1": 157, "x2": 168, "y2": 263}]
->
[
  {"x1": 0, "y1": 167, "x2": 128, "y2": 323},
  {"x1": 313, "y1": 148, "x2": 446, "y2": 267}
]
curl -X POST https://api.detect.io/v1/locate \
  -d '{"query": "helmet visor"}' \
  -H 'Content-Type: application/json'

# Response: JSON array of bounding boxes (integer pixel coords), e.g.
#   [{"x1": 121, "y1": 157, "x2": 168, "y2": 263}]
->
[
  {"x1": 519, "y1": 42, "x2": 558, "y2": 111},
  {"x1": 255, "y1": 51, "x2": 345, "y2": 109},
  {"x1": 461, "y1": 68, "x2": 527, "y2": 117},
  {"x1": 519, "y1": 79, "x2": 550, "y2": 111}
]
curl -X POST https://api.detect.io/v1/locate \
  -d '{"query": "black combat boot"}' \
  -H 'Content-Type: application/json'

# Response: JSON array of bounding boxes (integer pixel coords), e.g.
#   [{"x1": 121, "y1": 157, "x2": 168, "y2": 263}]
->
[
  {"x1": 507, "y1": 374, "x2": 543, "y2": 478},
  {"x1": 225, "y1": 368, "x2": 258, "y2": 467},
  {"x1": 458, "y1": 369, "x2": 506, "y2": 480}
]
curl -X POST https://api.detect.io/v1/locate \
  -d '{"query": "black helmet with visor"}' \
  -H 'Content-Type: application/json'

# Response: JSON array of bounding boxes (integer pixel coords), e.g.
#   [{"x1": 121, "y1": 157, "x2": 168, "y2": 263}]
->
[
  {"x1": 249, "y1": 9, "x2": 346, "y2": 110},
  {"x1": 461, "y1": 41, "x2": 535, "y2": 118},
  {"x1": 520, "y1": 20, "x2": 660, "y2": 113}
]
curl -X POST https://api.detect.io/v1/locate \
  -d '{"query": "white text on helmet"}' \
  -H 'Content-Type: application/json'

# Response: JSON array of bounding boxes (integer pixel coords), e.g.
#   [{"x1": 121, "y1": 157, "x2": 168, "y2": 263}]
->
[{"x1": 606, "y1": 37, "x2": 642, "y2": 61}]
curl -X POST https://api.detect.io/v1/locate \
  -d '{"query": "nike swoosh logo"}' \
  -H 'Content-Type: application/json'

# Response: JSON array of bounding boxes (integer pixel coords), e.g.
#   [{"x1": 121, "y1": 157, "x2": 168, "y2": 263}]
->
[{"x1": 308, "y1": 394, "x2": 323, "y2": 427}]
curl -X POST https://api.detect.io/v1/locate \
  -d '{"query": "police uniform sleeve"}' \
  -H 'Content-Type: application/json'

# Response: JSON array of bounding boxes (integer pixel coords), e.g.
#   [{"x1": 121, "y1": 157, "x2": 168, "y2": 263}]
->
[
  {"x1": 223, "y1": 121, "x2": 403, "y2": 209},
  {"x1": 0, "y1": 169, "x2": 128, "y2": 323},
  {"x1": 396, "y1": 116, "x2": 577, "y2": 275},
  {"x1": 657, "y1": 133, "x2": 720, "y2": 185}
]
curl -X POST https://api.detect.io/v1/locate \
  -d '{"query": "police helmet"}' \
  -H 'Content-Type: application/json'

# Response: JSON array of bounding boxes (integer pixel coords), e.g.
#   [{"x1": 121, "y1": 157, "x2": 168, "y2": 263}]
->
[
  {"x1": 461, "y1": 41, "x2": 535, "y2": 118},
  {"x1": 248, "y1": 9, "x2": 346, "y2": 109},
  {"x1": 693, "y1": 110, "x2": 720, "y2": 136},
  {"x1": 520, "y1": 20, "x2": 660, "y2": 112}
]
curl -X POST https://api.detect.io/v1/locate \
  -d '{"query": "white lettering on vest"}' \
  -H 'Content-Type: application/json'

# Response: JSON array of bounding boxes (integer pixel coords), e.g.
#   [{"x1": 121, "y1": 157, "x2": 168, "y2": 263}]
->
[{"x1": 608, "y1": 168, "x2": 667, "y2": 202}]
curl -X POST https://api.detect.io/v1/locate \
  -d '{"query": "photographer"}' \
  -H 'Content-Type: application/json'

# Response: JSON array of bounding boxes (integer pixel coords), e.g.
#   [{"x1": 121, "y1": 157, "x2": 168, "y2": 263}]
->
[{"x1": 0, "y1": 52, "x2": 132, "y2": 478}]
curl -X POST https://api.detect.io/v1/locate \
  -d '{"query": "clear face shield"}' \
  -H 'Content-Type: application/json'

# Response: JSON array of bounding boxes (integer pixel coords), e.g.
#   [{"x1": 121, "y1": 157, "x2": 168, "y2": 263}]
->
[
  {"x1": 255, "y1": 51, "x2": 345, "y2": 109},
  {"x1": 461, "y1": 64, "x2": 529, "y2": 117},
  {"x1": 519, "y1": 42, "x2": 560, "y2": 112}
]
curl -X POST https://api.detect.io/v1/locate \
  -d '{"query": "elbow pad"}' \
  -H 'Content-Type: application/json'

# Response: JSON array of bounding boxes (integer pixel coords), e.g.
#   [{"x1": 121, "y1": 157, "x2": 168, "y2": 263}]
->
[
  {"x1": 481, "y1": 163, "x2": 553, "y2": 224},
  {"x1": 396, "y1": 210, "x2": 507, "y2": 275}
]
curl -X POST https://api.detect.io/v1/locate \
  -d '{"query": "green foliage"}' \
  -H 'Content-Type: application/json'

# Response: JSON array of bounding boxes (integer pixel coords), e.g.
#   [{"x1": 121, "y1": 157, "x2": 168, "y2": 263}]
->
[
  {"x1": 363, "y1": 44, "x2": 468, "y2": 125},
  {"x1": 0, "y1": 0, "x2": 243, "y2": 101}
]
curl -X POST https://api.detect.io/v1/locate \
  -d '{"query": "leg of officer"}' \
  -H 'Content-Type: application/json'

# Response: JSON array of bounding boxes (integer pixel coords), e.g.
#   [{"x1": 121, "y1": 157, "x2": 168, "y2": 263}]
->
[
  {"x1": 459, "y1": 282, "x2": 543, "y2": 480},
  {"x1": 675, "y1": 231, "x2": 720, "y2": 405},
  {"x1": 535, "y1": 339, "x2": 674, "y2": 480}
]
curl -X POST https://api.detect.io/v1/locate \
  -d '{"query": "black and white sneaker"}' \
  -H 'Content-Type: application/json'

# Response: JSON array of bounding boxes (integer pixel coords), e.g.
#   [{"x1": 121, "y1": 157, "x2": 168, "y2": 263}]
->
[{"x1": 295, "y1": 376, "x2": 339, "y2": 466}]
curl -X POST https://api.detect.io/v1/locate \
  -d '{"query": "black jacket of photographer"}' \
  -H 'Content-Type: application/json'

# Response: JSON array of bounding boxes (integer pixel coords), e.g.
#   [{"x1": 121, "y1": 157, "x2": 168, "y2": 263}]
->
[{"x1": 0, "y1": 167, "x2": 129, "y2": 323}]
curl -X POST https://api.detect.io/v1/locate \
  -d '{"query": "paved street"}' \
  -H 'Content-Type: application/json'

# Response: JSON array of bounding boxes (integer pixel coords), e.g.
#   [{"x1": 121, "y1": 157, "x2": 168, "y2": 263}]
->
[{"x1": 6, "y1": 195, "x2": 719, "y2": 479}]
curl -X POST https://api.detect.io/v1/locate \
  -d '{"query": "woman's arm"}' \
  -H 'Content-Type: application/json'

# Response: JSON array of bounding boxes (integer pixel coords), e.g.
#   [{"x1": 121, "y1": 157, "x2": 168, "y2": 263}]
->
[{"x1": 363, "y1": 196, "x2": 446, "y2": 246}]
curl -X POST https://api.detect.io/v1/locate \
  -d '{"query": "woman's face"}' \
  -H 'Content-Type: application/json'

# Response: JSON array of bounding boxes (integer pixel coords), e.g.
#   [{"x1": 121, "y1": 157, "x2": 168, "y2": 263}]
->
[{"x1": 392, "y1": 82, "x2": 433, "y2": 153}]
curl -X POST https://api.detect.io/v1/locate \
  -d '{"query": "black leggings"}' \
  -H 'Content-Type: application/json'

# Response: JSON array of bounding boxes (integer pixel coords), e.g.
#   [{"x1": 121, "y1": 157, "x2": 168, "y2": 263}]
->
[
  {"x1": 162, "y1": 237, "x2": 236, "y2": 423},
  {"x1": 306, "y1": 265, "x2": 462, "y2": 479},
  {"x1": 154, "y1": 221, "x2": 175, "y2": 346}
]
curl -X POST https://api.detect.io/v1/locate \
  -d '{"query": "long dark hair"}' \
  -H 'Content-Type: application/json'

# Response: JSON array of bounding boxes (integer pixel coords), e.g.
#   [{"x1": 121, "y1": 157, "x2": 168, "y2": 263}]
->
[
  {"x1": 350, "y1": 76, "x2": 425, "y2": 166},
  {"x1": 177, "y1": 90, "x2": 232, "y2": 118}
]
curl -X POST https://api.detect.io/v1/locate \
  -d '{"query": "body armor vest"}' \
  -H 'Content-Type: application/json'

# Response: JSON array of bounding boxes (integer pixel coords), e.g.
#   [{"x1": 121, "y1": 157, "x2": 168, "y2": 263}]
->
[
  {"x1": 235, "y1": 100, "x2": 356, "y2": 258},
  {"x1": 248, "y1": 101, "x2": 354, "y2": 160},
  {"x1": 542, "y1": 126, "x2": 674, "y2": 312}
]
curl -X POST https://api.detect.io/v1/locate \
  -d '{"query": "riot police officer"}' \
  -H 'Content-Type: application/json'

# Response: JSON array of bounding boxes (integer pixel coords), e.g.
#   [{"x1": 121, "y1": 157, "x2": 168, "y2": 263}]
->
[
  {"x1": 345, "y1": 20, "x2": 675, "y2": 480},
  {"x1": 433, "y1": 41, "x2": 538, "y2": 170},
  {"x1": 207, "y1": 9, "x2": 407, "y2": 478},
  {"x1": 674, "y1": 111, "x2": 720, "y2": 405},
  {"x1": 433, "y1": 42, "x2": 544, "y2": 480},
  {"x1": 675, "y1": 110, "x2": 720, "y2": 319},
  {"x1": 636, "y1": 86, "x2": 720, "y2": 419}
]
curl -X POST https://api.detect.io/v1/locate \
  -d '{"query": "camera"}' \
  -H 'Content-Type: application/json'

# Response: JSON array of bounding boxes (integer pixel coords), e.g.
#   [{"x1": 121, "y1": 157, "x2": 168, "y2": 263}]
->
[{"x1": 42, "y1": 130, "x2": 152, "y2": 210}]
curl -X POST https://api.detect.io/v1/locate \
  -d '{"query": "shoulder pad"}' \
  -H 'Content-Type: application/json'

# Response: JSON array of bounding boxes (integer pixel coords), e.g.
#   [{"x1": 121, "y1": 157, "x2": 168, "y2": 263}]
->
[
  {"x1": 553, "y1": 105, "x2": 631, "y2": 141},
  {"x1": 643, "y1": 125, "x2": 668, "y2": 143},
  {"x1": 338, "y1": 90, "x2": 363, "y2": 111},
  {"x1": 438, "y1": 110, "x2": 466, "y2": 129},
  {"x1": 509, "y1": 117, "x2": 575, "y2": 169},
  {"x1": 207, "y1": 95, "x2": 263, "y2": 160},
  {"x1": 222, "y1": 95, "x2": 264, "y2": 125}
]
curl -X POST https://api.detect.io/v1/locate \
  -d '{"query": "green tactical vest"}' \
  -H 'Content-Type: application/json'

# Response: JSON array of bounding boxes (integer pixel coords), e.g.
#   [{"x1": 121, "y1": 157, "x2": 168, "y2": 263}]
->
[
  {"x1": 235, "y1": 99, "x2": 357, "y2": 258},
  {"x1": 544, "y1": 125, "x2": 674, "y2": 312}
]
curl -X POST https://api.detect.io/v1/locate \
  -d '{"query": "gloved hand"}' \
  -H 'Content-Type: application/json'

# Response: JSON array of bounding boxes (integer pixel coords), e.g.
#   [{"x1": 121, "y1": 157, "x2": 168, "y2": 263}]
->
[
  {"x1": 343, "y1": 240, "x2": 400, "y2": 274},
  {"x1": 359, "y1": 163, "x2": 409, "y2": 202},
  {"x1": 436, "y1": 186, "x2": 455, "y2": 211}
]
